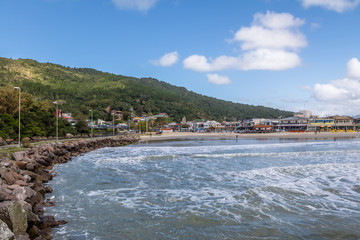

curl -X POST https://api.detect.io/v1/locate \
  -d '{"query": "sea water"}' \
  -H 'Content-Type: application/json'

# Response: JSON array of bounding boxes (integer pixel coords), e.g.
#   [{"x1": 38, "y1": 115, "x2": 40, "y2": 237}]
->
[{"x1": 45, "y1": 138, "x2": 360, "y2": 239}]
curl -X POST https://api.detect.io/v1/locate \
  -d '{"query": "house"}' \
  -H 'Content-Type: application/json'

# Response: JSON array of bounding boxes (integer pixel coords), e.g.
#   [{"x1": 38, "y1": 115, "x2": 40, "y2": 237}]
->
[
  {"x1": 62, "y1": 113, "x2": 76, "y2": 126},
  {"x1": 307, "y1": 116, "x2": 355, "y2": 131},
  {"x1": 252, "y1": 124, "x2": 272, "y2": 132},
  {"x1": 193, "y1": 121, "x2": 205, "y2": 132},
  {"x1": 204, "y1": 121, "x2": 221, "y2": 129},
  {"x1": 331, "y1": 116, "x2": 355, "y2": 131},
  {"x1": 307, "y1": 117, "x2": 334, "y2": 131},
  {"x1": 111, "y1": 110, "x2": 123, "y2": 120},
  {"x1": 280, "y1": 117, "x2": 308, "y2": 132}
]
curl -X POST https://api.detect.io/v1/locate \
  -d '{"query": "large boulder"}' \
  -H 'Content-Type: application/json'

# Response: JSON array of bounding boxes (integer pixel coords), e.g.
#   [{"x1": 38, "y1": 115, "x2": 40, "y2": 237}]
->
[
  {"x1": 0, "y1": 201, "x2": 28, "y2": 236},
  {"x1": 12, "y1": 187, "x2": 37, "y2": 202},
  {"x1": 0, "y1": 168, "x2": 16, "y2": 185},
  {"x1": 0, "y1": 219, "x2": 14, "y2": 240},
  {"x1": 12, "y1": 151, "x2": 28, "y2": 162},
  {"x1": 0, "y1": 186, "x2": 17, "y2": 202}
]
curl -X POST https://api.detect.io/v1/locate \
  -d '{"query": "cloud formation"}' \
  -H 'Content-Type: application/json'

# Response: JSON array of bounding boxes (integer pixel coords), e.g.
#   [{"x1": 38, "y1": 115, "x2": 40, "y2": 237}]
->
[
  {"x1": 346, "y1": 57, "x2": 360, "y2": 79},
  {"x1": 301, "y1": 0, "x2": 360, "y2": 13},
  {"x1": 313, "y1": 58, "x2": 360, "y2": 115},
  {"x1": 183, "y1": 11, "x2": 307, "y2": 72},
  {"x1": 151, "y1": 51, "x2": 179, "y2": 67},
  {"x1": 112, "y1": 0, "x2": 159, "y2": 11},
  {"x1": 206, "y1": 73, "x2": 231, "y2": 85}
]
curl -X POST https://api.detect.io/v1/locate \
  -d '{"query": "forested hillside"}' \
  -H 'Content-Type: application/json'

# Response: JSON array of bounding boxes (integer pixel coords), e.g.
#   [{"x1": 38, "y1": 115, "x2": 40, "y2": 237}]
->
[{"x1": 0, "y1": 57, "x2": 292, "y2": 122}]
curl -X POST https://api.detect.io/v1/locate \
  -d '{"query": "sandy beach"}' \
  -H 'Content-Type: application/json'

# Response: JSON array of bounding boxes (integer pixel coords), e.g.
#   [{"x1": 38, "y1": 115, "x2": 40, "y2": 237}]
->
[{"x1": 140, "y1": 131, "x2": 360, "y2": 142}]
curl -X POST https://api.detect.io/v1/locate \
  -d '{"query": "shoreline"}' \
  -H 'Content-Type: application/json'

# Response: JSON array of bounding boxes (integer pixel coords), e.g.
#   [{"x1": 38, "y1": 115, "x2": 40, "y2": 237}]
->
[
  {"x1": 140, "y1": 131, "x2": 360, "y2": 142},
  {"x1": 0, "y1": 136, "x2": 139, "y2": 239}
]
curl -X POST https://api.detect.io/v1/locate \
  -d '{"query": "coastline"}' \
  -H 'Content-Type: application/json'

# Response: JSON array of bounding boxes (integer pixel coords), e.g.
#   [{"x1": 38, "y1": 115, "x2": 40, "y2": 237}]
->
[
  {"x1": 0, "y1": 136, "x2": 139, "y2": 239},
  {"x1": 140, "y1": 131, "x2": 360, "y2": 142}
]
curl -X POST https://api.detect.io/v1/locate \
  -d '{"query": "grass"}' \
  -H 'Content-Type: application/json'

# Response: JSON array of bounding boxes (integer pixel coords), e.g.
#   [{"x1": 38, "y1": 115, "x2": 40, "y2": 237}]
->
[{"x1": 0, "y1": 146, "x2": 26, "y2": 158}]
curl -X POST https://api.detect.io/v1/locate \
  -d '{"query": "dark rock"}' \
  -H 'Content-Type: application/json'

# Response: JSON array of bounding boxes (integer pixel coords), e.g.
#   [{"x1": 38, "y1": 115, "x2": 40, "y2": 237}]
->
[
  {"x1": 14, "y1": 161, "x2": 28, "y2": 170},
  {"x1": 37, "y1": 171, "x2": 52, "y2": 183},
  {"x1": 44, "y1": 186, "x2": 52, "y2": 193},
  {"x1": 43, "y1": 199, "x2": 56, "y2": 207},
  {"x1": 0, "y1": 186, "x2": 17, "y2": 201},
  {"x1": 25, "y1": 163, "x2": 35, "y2": 171},
  {"x1": 33, "y1": 205, "x2": 44, "y2": 216},
  {"x1": 34, "y1": 227, "x2": 52, "y2": 240},
  {"x1": 35, "y1": 158, "x2": 50, "y2": 167},
  {"x1": 20, "y1": 171, "x2": 38, "y2": 181},
  {"x1": 14, "y1": 180, "x2": 28, "y2": 187},
  {"x1": 38, "y1": 216, "x2": 60, "y2": 229},
  {"x1": 27, "y1": 225, "x2": 40, "y2": 239}
]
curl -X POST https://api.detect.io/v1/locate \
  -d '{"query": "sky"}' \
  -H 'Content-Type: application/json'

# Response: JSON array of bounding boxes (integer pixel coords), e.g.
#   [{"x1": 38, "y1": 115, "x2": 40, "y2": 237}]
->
[{"x1": 1, "y1": 0, "x2": 360, "y2": 117}]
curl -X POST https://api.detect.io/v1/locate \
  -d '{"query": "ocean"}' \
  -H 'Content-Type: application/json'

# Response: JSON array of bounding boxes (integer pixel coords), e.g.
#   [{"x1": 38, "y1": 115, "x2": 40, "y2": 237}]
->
[{"x1": 45, "y1": 137, "x2": 360, "y2": 239}]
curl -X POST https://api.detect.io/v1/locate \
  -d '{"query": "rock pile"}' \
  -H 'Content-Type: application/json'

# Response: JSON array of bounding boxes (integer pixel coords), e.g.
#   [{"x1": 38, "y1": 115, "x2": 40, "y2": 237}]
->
[{"x1": 0, "y1": 136, "x2": 138, "y2": 239}]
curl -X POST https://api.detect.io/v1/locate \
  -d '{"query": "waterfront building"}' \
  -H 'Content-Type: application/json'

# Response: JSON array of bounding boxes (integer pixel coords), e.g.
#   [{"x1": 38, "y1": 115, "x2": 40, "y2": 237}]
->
[
  {"x1": 307, "y1": 117, "x2": 334, "y2": 131},
  {"x1": 280, "y1": 117, "x2": 308, "y2": 132},
  {"x1": 307, "y1": 116, "x2": 355, "y2": 131}
]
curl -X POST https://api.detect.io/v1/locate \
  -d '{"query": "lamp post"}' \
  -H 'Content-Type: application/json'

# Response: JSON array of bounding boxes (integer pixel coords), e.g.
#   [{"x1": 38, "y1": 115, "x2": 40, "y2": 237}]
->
[
  {"x1": 14, "y1": 87, "x2": 21, "y2": 147},
  {"x1": 112, "y1": 113, "x2": 115, "y2": 137},
  {"x1": 89, "y1": 110, "x2": 93, "y2": 138},
  {"x1": 53, "y1": 101, "x2": 59, "y2": 141}
]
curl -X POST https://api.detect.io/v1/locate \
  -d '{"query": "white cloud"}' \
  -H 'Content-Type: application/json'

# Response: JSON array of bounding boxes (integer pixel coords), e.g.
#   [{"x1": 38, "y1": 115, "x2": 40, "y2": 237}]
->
[
  {"x1": 234, "y1": 25, "x2": 307, "y2": 51},
  {"x1": 347, "y1": 58, "x2": 360, "y2": 79},
  {"x1": 252, "y1": 11, "x2": 305, "y2": 29},
  {"x1": 112, "y1": 0, "x2": 159, "y2": 11},
  {"x1": 183, "y1": 55, "x2": 239, "y2": 72},
  {"x1": 183, "y1": 11, "x2": 307, "y2": 72},
  {"x1": 206, "y1": 73, "x2": 231, "y2": 85},
  {"x1": 314, "y1": 82, "x2": 350, "y2": 101},
  {"x1": 301, "y1": 0, "x2": 360, "y2": 13},
  {"x1": 313, "y1": 58, "x2": 360, "y2": 115},
  {"x1": 240, "y1": 48, "x2": 301, "y2": 71},
  {"x1": 151, "y1": 51, "x2": 179, "y2": 67}
]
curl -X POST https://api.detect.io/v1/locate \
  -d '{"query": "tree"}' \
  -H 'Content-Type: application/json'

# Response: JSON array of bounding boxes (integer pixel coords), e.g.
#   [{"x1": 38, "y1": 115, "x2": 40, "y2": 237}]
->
[{"x1": 75, "y1": 120, "x2": 90, "y2": 134}]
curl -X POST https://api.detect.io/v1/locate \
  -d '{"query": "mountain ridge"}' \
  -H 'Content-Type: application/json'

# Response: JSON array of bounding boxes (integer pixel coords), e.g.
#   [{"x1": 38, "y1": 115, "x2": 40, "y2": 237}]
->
[{"x1": 0, "y1": 57, "x2": 293, "y2": 121}]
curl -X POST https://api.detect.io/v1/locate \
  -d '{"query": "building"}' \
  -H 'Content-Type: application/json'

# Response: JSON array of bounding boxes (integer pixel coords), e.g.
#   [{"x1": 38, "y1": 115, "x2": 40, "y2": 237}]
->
[
  {"x1": 331, "y1": 116, "x2": 355, "y2": 131},
  {"x1": 252, "y1": 124, "x2": 273, "y2": 132},
  {"x1": 280, "y1": 117, "x2": 308, "y2": 132},
  {"x1": 294, "y1": 110, "x2": 312, "y2": 119},
  {"x1": 307, "y1": 117, "x2": 334, "y2": 131},
  {"x1": 307, "y1": 116, "x2": 355, "y2": 131}
]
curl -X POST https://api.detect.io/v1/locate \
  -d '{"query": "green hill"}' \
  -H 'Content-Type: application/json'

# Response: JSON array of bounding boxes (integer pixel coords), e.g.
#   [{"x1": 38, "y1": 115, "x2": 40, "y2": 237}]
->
[{"x1": 0, "y1": 57, "x2": 292, "y2": 121}]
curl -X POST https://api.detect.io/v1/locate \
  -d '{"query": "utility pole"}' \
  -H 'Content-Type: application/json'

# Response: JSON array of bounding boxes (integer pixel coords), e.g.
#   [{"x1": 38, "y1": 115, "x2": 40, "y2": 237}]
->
[
  {"x1": 53, "y1": 102, "x2": 59, "y2": 141},
  {"x1": 112, "y1": 113, "x2": 115, "y2": 136},
  {"x1": 89, "y1": 110, "x2": 93, "y2": 138}
]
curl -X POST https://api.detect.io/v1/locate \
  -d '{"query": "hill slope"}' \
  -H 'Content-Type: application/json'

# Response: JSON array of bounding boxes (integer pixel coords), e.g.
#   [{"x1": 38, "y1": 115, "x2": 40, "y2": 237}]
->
[{"x1": 0, "y1": 57, "x2": 292, "y2": 121}]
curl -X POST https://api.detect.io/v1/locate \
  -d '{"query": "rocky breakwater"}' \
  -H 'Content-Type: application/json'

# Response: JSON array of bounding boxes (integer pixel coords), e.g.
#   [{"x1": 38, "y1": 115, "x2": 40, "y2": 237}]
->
[{"x1": 0, "y1": 136, "x2": 139, "y2": 239}]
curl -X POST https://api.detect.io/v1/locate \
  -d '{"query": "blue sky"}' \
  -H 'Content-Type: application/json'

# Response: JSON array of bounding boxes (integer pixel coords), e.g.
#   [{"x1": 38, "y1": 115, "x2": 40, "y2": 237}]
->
[{"x1": 1, "y1": 0, "x2": 360, "y2": 116}]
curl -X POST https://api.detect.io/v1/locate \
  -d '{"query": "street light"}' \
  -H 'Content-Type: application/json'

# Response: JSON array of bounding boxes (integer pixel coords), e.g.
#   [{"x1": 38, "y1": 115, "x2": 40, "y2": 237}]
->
[
  {"x1": 112, "y1": 113, "x2": 115, "y2": 137},
  {"x1": 89, "y1": 110, "x2": 93, "y2": 138},
  {"x1": 53, "y1": 101, "x2": 59, "y2": 141},
  {"x1": 14, "y1": 87, "x2": 21, "y2": 147}
]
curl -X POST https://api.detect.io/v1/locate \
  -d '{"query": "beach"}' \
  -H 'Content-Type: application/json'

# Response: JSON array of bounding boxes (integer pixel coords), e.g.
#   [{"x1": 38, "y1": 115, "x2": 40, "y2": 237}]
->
[{"x1": 140, "y1": 131, "x2": 360, "y2": 141}]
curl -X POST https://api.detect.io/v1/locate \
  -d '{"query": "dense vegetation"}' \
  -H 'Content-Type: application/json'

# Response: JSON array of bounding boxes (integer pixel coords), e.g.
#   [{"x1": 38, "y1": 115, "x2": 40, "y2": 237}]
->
[
  {"x1": 0, "y1": 86, "x2": 79, "y2": 140},
  {"x1": 0, "y1": 57, "x2": 292, "y2": 129}
]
